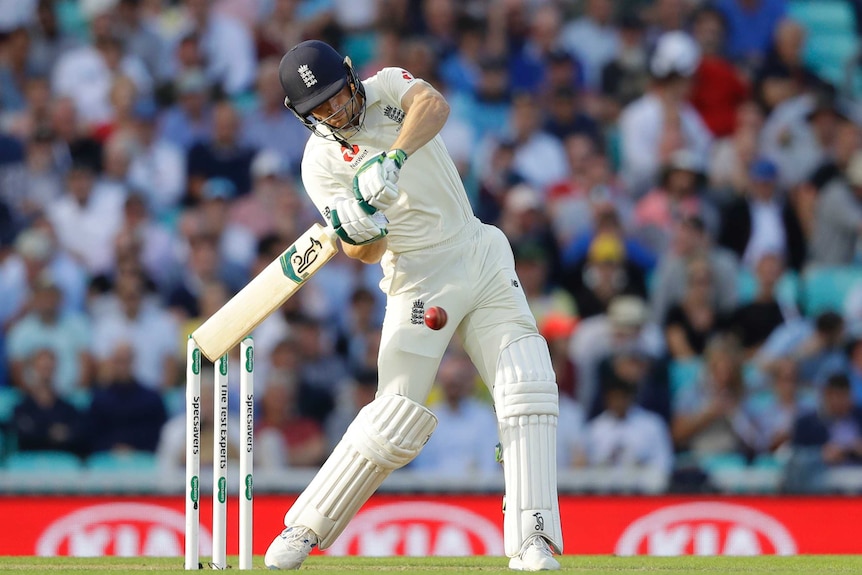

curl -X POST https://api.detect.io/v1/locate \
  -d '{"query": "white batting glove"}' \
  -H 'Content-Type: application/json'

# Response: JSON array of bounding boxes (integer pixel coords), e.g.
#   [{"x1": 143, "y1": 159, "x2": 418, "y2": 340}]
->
[
  {"x1": 352, "y1": 149, "x2": 408, "y2": 212},
  {"x1": 330, "y1": 197, "x2": 388, "y2": 245}
]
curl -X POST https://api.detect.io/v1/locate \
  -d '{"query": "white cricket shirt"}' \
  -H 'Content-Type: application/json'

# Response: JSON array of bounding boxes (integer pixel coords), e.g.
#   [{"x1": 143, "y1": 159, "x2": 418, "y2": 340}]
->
[{"x1": 300, "y1": 67, "x2": 476, "y2": 254}]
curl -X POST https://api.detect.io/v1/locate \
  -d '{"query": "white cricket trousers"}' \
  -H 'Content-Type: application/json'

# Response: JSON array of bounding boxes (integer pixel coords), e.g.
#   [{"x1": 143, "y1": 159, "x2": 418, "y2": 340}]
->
[{"x1": 376, "y1": 219, "x2": 539, "y2": 401}]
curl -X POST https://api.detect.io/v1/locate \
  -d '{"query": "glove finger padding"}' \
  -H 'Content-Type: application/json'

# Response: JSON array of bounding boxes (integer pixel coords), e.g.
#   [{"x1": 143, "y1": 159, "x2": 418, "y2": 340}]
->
[
  {"x1": 353, "y1": 149, "x2": 408, "y2": 212},
  {"x1": 330, "y1": 198, "x2": 388, "y2": 245}
]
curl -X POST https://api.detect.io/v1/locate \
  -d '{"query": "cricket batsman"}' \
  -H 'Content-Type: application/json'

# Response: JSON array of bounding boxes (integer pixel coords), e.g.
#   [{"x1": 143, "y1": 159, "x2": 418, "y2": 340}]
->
[{"x1": 265, "y1": 40, "x2": 562, "y2": 571}]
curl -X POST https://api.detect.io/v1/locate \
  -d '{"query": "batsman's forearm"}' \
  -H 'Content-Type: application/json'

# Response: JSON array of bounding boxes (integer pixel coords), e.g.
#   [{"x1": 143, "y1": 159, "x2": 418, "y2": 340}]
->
[
  {"x1": 391, "y1": 89, "x2": 449, "y2": 157},
  {"x1": 342, "y1": 237, "x2": 388, "y2": 264}
]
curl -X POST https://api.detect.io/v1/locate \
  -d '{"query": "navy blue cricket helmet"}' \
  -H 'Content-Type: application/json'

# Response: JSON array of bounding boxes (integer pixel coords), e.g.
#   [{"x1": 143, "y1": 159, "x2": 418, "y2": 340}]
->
[{"x1": 279, "y1": 40, "x2": 365, "y2": 141}]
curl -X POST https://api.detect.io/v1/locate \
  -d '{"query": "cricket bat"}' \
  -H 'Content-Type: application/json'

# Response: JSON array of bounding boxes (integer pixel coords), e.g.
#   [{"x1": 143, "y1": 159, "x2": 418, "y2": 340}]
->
[{"x1": 192, "y1": 223, "x2": 338, "y2": 361}]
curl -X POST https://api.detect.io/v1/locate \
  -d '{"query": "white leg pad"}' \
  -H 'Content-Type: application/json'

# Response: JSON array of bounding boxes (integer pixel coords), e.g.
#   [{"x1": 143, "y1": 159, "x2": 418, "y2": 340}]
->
[
  {"x1": 284, "y1": 394, "x2": 437, "y2": 549},
  {"x1": 494, "y1": 334, "x2": 563, "y2": 556}
]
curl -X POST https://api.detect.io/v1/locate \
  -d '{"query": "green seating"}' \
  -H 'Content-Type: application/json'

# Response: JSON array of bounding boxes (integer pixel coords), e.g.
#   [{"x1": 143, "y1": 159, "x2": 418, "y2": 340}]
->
[
  {"x1": 801, "y1": 265, "x2": 862, "y2": 316},
  {"x1": 64, "y1": 389, "x2": 92, "y2": 411},
  {"x1": 788, "y1": 1, "x2": 856, "y2": 35},
  {"x1": 736, "y1": 269, "x2": 800, "y2": 307},
  {"x1": 4, "y1": 450, "x2": 83, "y2": 471},
  {"x1": 86, "y1": 450, "x2": 158, "y2": 471},
  {"x1": 0, "y1": 387, "x2": 22, "y2": 424},
  {"x1": 668, "y1": 359, "x2": 703, "y2": 398}
]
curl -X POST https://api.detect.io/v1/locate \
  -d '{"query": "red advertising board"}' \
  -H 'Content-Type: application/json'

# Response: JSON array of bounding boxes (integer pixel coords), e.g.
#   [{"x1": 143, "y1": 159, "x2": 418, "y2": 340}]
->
[{"x1": 0, "y1": 494, "x2": 858, "y2": 557}]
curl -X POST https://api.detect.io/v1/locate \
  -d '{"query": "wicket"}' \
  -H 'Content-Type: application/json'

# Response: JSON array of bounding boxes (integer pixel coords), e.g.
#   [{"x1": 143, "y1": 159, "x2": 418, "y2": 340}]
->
[{"x1": 185, "y1": 336, "x2": 255, "y2": 570}]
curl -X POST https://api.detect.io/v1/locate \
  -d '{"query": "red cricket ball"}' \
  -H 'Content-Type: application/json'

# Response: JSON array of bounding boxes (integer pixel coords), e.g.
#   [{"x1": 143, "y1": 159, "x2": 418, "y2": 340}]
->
[{"x1": 424, "y1": 306, "x2": 448, "y2": 330}]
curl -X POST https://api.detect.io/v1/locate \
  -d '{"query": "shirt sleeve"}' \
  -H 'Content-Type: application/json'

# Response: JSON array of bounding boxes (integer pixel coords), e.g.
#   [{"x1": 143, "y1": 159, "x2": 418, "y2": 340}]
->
[
  {"x1": 300, "y1": 152, "x2": 352, "y2": 223},
  {"x1": 372, "y1": 67, "x2": 424, "y2": 109}
]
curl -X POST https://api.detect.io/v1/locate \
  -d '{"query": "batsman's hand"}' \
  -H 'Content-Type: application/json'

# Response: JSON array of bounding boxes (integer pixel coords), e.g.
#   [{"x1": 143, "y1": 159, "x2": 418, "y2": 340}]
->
[
  {"x1": 352, "y1": 149, "x2": 408, "y2": 212},
  {"x1": 330, "y1": 197, "x2": 388, "y2": 245}
]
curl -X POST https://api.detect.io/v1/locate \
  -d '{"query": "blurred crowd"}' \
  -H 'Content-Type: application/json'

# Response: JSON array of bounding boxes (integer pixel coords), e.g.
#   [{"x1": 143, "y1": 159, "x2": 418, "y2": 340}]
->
[{"x1": 2, "y1": 0, "x2": 862, "y2": 493}]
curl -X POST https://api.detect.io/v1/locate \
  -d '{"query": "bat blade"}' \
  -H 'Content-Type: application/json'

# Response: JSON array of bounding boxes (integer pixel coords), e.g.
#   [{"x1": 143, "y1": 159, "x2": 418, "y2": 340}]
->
[{"x1": 192, "y1": 223, "x2": 338, "y2": 361}]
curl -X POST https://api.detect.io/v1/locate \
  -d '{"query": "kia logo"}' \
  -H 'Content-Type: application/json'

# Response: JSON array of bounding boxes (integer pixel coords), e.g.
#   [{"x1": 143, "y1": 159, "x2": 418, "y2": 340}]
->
[
  {"x1": 328, "y1": 501, "x2": 504, "y2": 557},
  {"x1": 36, "y1": 503, "x2": 213, "y2": 557},
  {"x1": 616, "y1": 502, "x2": 797, "y2": 556}
]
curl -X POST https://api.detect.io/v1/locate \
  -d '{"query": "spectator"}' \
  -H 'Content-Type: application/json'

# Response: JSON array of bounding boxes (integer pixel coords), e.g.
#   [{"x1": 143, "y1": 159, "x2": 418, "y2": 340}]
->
[
  {"x1": 513, "y1": 239, "x2": 576, "y2": 328},
  {"x1": 750, "y1": 358, "x2": 814, "y2": 453},
  {"x1": 158, "y1": 68, "x2": 214, "y2": 152},
  {"x1": 507, "y1": 4, "x2": 568, "y2": 96},
  {"x1": 559, "y1": 202, "x2": 652, "y2": 275},
  {"x1": 0, "y1": 18, "x2": 32, "y2": 115},
  {"x1": 592, "y1": 343, "x2": 671, "y2": 423},
  {"x1": 492, "y1": 91, "x2": 570, "y2": 194},
  {"x1": 292, "y1": 315, "x2": 349, "y2": 422},
  {"x1": 28, "y1": 0, "x2": 81, "y2": 78},
  {"x1": 847, "y1": 338, "x2": 862, "y2": 407},
  {"x1": 633, "y1": 149, "x2": 717, "y2": 255},
  {"x1": 496, "y1": 184, "x2": 561, "y2": 281},
  {"x1": 548, "y1": 137, "x2": 632, "y2": 247},
  {"x1": 50, "y1": 0, "x2": 151, "y2": 128},
  {"x1": 8, "y1": 127, "x2": 64, "y2": 222},
  {"x1": 717, "y1": 157, "x2": 795, "y2": 270},
  {"x1": 564, "y1": 232, "x2": 646, "y2": 319},
  {"x1": 809, "y1": 110, "x2": 862, "y2": 190},
  {"x1": 6, "y1": 274, "x2": 93, "y2": 396},
  {"x1": 186, "y1": 100, "x2": 256, "y2": 204},
  {"x1": 585, "y1": 375, "x2": 674, "y2": 486},
  {"x1": 115, "y1": 0, "x2": 165, "y2": 81},
  {"x1": 46, "y1": 95, "x2": 103, "y2": 173},
  {"x1": 599, "y1": 13, "x2": 649, "y2": 111},
  {"x1": 11, "y1": 348, "x2": 87, "y2": 456},
  {"x1": 91, "y1": 269, "x2": 179, "y2": 391},
  {"x1": 86, "y1": 341, "x2": 168, "y2": 453},
  {"x1": 761, "y1": 88, "x2": 848, "y2": 190},
  {"x1": 114, "y1": 192, "x2": 179, "y2": 295},
  {"x1": 257, "y1": 374, "x2": 328, "y2": 468},
  {"x1": 809, "y1": 149, "x2": 862, "y2": 266},
  {"x1": 782, "y1": 177, "x2": 817, "y2": 272},
  {"x1": 672, "y1": 335, "x2": 764, "y2": 467},
  {"x1": 325, "y1": 370, "x2": 378, "y2": 451},
  {"x1": 126, "y1": 98, "x2": 187, "y2": 218},
  {"x1": 559, "y1": 0, "x2": 619, "y2": 92},
  {"x1": 689, "y1": 6, "x2": 750, "y2": 138},
  {"x1": 650, "y1": 213, "x2": 739, "y2": 324},
  {"x1": 333, "y1": 286, "x2": 383, "y2": 375},
  {"x1": 786, "y1": 373, "x2": 862, "y2": 492},
  {"x1": 0, "y1": 224, "x2": 88, "y2": 325},
  {"x1": 753, "y1": 19, "x2": 827, "y2": 113},
  {"x1": 167, "y1": 232, "x2": 230, "y2": 320},
  {"x1": 542, "y1": 85, "x2": 602, "y2": 146},
  {"x1": 169, "y1": 0, "x2": 257, "y2": 96},
  {"x1": 619, "y1": 31, "x2": 712, "y2": 195},
  {"x1": 664, "y1": 256, "x2": 729, "y2": 360},
  {"x1": 240, "y1": 57, "x2": 309, "y2": 175},
  {"x1": 228, "y1": 149, "x2": 305, "y2": 243},
  {"x1": 757, "y1": 311, "x2": 847, "y2": 387},
  {"x1": 410, "y1": 351, "x2": 500, "y2": 478},
  {"x1": 728, "y1": 251, "x2": 794, "y2": 357},
  {"x1": 714, "y1": 0, "x2": 787, "y2": 68},
  {"x1": 570, "y1": 295, "x2": 665, "y2": 410},
  {"x1": 47, "y1": 158, "x2": 126, "y2": 276},
  {"x1": 539, "y1": 313, "x2": 579, "y2": 402},
  {"x1": 708, "y1": 99, "x2": 765, "y2": 201},
  {"x1": 450, "y1": 55, "x2": 511, "y2": 143},
  {"x1": 193, "y1": 177, "x2": 257, "y2": 286}
]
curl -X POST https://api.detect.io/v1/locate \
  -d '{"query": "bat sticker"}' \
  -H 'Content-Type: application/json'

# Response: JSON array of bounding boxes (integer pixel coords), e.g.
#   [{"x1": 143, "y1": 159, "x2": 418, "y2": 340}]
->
[{"x1": 280, "y1": 237, "x2": 323, "y2": 283}]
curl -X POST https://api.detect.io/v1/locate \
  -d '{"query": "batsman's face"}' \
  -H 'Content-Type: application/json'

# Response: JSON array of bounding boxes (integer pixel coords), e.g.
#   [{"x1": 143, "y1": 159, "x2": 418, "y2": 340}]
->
[{"x1": 310, "y1": 85, "x2": 361, "y2": 129}]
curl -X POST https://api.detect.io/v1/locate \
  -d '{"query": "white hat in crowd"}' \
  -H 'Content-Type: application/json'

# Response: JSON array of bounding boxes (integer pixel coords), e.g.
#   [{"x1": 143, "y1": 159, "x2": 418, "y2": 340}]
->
[{"x1": 650, "y1": 31, "x2": 701, "y2": 79}]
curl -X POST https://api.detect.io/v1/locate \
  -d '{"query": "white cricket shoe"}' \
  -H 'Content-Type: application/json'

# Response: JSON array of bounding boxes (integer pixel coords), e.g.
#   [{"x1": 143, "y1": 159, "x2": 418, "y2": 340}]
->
[
  {"x1": 508, "y1": 535, "x2": 560, "y2": 571},
  {"x1": 264, "y1": 526, "x2": 318, "y2": 570}
]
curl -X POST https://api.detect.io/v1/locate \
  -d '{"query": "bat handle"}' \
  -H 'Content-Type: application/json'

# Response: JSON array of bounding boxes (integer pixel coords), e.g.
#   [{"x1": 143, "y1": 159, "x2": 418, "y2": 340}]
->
[{"x1": 322, "y1": 225, "x2": 338, "y2": 242}]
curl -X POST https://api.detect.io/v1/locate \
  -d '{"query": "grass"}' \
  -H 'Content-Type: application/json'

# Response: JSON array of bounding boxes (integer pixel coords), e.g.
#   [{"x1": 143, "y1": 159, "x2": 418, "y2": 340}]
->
[{"x1": 1, "y1": 556, "x2": 861, "y2": 575}]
